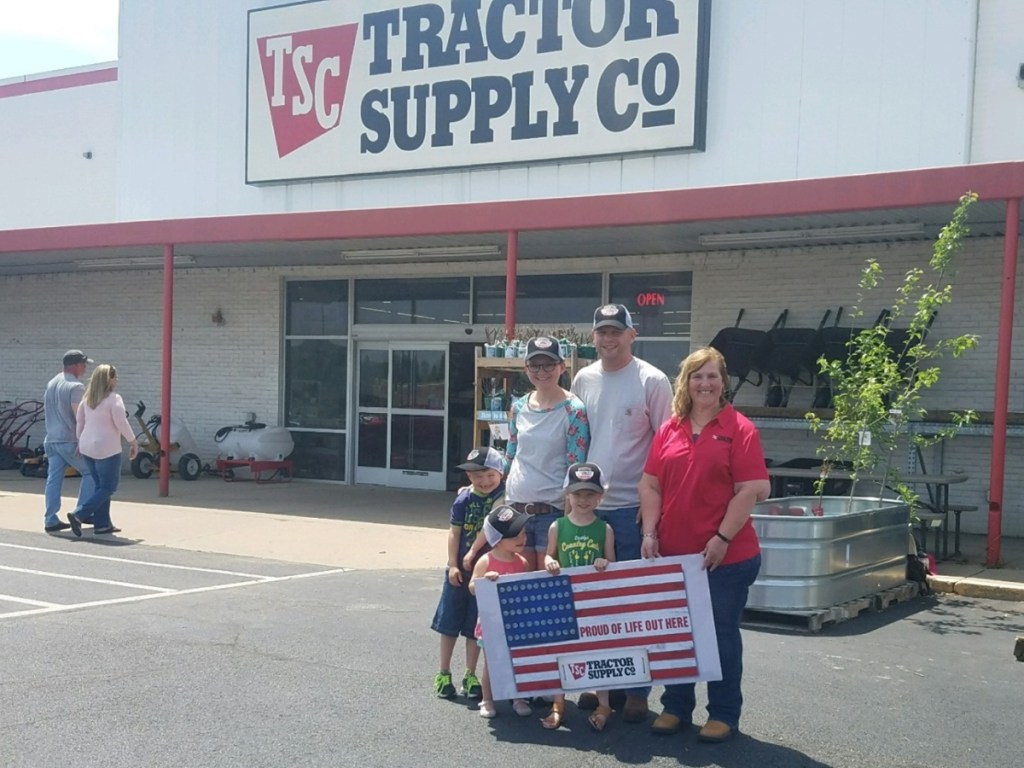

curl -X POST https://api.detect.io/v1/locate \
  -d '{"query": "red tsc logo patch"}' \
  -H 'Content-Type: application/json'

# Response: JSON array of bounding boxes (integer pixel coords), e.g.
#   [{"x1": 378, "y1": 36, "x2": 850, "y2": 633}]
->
[
  {"x1": 575, "y1": 466, "x2": 595, "y2": 481},
  {"x1": 535, "y1": 338, "x2": 553, "y2": 349},
  {"x1": 258, "y1": 25, "x2": 358, "y2": 157},
  {"x1": 569, "y1": 662, "x2": 587, "y2": 681}
]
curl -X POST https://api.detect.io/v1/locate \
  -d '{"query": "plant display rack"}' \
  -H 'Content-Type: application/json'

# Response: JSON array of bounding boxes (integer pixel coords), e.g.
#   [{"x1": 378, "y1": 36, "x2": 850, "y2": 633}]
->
[{"x1": 472, "y1": 348, "x2": 583, "y2": 449}]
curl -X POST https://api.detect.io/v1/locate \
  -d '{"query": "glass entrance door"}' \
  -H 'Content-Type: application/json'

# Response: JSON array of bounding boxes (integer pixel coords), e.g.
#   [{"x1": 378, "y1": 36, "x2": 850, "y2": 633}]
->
[{"x1": 354, "y1": 343, "x2": 448, "y2": 490}]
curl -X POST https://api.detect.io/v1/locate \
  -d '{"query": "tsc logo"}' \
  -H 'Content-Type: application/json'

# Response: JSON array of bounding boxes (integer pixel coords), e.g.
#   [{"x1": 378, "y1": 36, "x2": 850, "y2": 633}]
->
[
  {"x1": 258, "y1": 25, "x2": 358, "y2": 157},
  {"x1": 569, "y1": 663, "x2": 587, "y2": 681}
]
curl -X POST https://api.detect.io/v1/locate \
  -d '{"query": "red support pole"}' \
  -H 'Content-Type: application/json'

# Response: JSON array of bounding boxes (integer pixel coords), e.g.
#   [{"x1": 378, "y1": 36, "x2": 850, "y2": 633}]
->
[
  {"x1": 504, "y1": 231, "x2": 518, "y2": 340},
  {"x1": 159, "y1": 244, "x2": 174, "y2": 498},
  {"x1": 987, "y1": 197, "x2": 1020, "y2": 566}
]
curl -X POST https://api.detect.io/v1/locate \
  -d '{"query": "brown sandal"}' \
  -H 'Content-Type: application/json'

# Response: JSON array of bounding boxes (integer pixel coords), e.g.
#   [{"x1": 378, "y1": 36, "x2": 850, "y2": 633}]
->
[
  {"x1": 588, "y1": 704, "x2": 612, "y2": 732},
  {"x1": 541, "y1": 701, "x2": 565, "y2": 729}
]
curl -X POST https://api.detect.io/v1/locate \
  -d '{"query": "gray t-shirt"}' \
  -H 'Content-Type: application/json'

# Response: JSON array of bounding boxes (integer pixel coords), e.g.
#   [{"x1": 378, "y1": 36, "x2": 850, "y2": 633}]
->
[
  {"x1": 43, "y1": 372, "x2": 85, "y2": 443},
  {"x1": 571, "y1": 357, "x2": 673, "y2": 510}
]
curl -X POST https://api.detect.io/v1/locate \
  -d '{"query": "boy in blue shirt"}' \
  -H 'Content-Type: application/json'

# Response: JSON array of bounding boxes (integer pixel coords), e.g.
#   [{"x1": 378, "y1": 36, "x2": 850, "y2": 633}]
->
[{"x1": 431, "y1": 446, "x2": 505, "y2": 699}]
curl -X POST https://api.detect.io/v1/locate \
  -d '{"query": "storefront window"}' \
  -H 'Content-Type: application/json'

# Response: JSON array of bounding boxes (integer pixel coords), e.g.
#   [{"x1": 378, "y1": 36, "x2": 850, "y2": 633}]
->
[
  {"x1": 284, "y1": 280, "x2": 350, "y2": 482},
  {"x1": 473, "y1": 273, "x2": 601, "y2": 325},
  {"x1": 609, "y1": 271, "x2": 692, "y2": 380},
  {"x1": 287, "y1": 280, "x2": 348, "y2": 335},
  {"x1": 290, "y1": 431, "x2": 346, "y2": 481},
  {"x1": 284, "y1": 340, "x2": 347, "y2": 430},
  {"x1": 354, "y1": 277, "x2": 470, "y2": 324},
  {"x1": 609, "y1": 272, "x2": 692, "y2": 337}
]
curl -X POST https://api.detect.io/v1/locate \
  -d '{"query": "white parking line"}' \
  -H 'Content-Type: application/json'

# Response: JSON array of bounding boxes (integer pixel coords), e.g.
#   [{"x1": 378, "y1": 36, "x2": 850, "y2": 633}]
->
[
  {"x1": 0, "y1": 564, "x2": 176, "y2": 592},
  {"x1": 0, "y1": 542, "x2": 273, "y2": 579},
  {"x1": 0, "y1": 568, "x2": 350, "y2": 620},
  {"x1": 0, "y1": 593, "x2": 61, "y2": 608}
]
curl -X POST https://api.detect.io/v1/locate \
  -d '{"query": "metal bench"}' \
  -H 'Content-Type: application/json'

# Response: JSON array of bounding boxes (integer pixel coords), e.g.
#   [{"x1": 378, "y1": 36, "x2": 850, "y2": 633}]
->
[{"x1": 948, "y1": 504, "x2": 978, "y2": 560}]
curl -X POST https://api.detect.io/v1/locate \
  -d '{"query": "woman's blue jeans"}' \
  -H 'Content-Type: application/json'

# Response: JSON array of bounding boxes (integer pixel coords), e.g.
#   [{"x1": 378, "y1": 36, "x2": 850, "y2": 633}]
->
[
  {"x1": 74, "y1": 453, "x2": 123, "y2": 528},
  {"x1": 660, "y1": 553, "x2": 761, "y2": 729}
]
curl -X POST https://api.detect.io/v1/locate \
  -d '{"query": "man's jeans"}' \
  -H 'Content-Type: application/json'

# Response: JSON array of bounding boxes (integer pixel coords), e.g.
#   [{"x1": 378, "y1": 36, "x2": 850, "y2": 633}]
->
[
  {"x1": 596, "y1": 505, "x2": 649, "y2": 699},
  {"x1": 43, "y1": 441, "x2": 95, "y2": 528},
  {"x1": 76, "y1": 454, "x2": 123, "y2": 529},
  {"x1": 660, "y1": 553, "x2": 762, "y2": 728}
]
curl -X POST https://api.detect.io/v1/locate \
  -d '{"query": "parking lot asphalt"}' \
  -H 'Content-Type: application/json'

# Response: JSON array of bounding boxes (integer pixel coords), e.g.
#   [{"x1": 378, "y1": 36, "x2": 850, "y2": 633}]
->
[{"x1": 2, "y1": 474, "x2": 1023, "y2": 768}]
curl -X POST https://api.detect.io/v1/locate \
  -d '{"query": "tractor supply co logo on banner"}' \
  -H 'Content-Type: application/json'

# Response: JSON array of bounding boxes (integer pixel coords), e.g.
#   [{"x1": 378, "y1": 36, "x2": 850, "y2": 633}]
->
[
  {"x1": 246, "y1": 0, "x2": 710, "y2": 183},
  {"x1": 559, "y1": 649, "x2": 651, "y2": 690}
]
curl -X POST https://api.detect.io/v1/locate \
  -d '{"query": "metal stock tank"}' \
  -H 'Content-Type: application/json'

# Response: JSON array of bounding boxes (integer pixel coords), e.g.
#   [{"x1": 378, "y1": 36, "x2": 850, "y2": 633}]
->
[{"x1": 747, "y1": 496, "x2": 909, "y2": 611}]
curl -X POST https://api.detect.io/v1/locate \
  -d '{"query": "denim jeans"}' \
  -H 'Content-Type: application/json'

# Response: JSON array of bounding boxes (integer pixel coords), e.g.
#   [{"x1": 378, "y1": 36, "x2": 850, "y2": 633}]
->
[
  {"x1": 43, "y1": 441, "x2": 96, "y2": 528},
  {"x1": 660, "y1": 553, "x2": 761, "y2": 728},
  {"x1": 596, "y1": 505, "x2": 649, "y2": 698},
  {"x1": 74, "y1": 453, "x2": 123, "y2": 529}
]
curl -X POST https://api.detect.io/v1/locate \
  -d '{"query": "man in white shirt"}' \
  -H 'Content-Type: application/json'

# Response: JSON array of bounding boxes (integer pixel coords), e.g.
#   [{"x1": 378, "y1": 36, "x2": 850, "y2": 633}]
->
[{"x1": 571, "y1": 303, "x2": 674, "y2": 723}]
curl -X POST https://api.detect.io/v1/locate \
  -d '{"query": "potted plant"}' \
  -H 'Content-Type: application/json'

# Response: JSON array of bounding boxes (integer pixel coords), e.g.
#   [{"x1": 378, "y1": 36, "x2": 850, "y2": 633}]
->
[{"x1": 805, "y1": 193, "x2": 980, "y2": 515}]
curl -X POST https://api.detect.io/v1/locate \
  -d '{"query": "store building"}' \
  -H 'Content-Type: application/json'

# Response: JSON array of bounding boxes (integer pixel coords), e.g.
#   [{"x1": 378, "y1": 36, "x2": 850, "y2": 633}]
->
[{"x1": 1, "y1": 1, "x2": 1022, "y2": 543}]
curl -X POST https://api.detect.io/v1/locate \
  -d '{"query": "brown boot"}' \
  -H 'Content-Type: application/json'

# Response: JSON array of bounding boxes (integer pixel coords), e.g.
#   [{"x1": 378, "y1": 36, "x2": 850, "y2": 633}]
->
[{"x1": 698, "y1": 719, "x2": 735, "y2": 742}]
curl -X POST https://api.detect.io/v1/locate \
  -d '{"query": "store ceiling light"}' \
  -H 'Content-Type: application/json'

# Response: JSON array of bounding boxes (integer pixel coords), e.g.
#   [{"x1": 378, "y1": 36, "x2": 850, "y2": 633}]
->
[
  {"x1": 340, "y1": 245, "x2": 502, "y2": 261},
  {"x1": 698, "y1": 222, "x2": 925, "y2": 248},
  {"x1": 76, "y1": 254, "x2": 197, "y2": 269}
]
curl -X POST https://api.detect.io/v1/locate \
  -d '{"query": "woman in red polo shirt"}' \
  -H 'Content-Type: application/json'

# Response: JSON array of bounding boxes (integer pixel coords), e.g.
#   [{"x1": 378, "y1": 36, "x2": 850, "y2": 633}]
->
[{"x1": 638, "y1": 346, "x2": 770, "y2": 743}]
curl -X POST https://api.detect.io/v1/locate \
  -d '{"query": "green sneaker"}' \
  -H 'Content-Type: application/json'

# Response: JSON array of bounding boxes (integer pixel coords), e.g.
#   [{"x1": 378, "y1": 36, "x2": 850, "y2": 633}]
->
[
  {"x1": 461, "y1": 671, "x2": 482, "y2": 699},
  {"x1": 434, "y1": 671, "x2": 456, "y2": 699}
]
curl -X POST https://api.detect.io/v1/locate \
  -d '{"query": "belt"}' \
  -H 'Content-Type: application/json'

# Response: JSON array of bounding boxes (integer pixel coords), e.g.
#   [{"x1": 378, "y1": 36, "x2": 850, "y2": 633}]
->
[{"x1": 509, "y1": 501, "x2": 561, "y2": 516}]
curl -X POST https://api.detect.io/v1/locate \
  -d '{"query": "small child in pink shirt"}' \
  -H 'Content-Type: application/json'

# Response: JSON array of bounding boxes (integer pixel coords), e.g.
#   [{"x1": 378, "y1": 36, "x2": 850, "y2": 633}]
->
[{"x1": 469, "y1": 505, "x2": 532, "y2": 719}]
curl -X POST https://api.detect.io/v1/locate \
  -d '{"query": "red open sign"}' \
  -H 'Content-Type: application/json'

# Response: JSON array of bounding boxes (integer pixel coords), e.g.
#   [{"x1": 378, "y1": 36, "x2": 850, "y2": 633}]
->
[{"x1": 635, "y1": 292, "x2": 665, "y2": 308}]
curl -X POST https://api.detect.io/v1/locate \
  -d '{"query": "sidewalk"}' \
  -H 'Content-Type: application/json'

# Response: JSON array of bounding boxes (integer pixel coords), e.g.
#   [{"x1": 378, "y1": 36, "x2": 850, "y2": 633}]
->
[
  {"x1": 929, "y1": 531, "x2": 1024, "y2": 601},
  {"x1": 0, "y1": 473, "x2": 451, "y2": 570},
  {"x1": 1, "y1": 472, "x2": 1021, "y2": 599}
]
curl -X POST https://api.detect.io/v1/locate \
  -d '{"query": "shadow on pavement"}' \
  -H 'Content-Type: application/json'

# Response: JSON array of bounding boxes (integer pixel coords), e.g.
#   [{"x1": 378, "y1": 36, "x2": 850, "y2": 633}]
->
[{"x1": 483, "y1": 706, "x2": 835, "y2": 766}]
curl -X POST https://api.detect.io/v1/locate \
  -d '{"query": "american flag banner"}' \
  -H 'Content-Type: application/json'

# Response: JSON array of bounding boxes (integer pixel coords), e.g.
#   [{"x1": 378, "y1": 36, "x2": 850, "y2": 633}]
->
[{"x1": 476, "y1": 555, "x2": 721, "y2": 701}]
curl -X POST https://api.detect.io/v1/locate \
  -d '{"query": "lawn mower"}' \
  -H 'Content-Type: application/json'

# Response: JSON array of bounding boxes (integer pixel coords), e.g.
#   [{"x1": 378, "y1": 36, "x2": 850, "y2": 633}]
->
[
  {"x1": 0, "y1": 399, "x2": 44, "y2": 470},
  {"x1": 131, "y1": 400, "x2": 205, "y2": 480}
]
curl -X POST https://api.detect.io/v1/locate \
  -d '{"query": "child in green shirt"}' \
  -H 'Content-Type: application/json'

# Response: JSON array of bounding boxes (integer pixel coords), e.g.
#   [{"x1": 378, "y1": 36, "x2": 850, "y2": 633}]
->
[{"x1": 541, "y1": 462, "x2": 617, "y2": 731}]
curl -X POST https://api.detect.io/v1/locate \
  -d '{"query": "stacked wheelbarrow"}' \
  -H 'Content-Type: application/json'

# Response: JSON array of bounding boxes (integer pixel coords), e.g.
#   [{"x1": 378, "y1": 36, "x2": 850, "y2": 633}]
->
[{"x1": 709, "y1": 308, "x2": 932, "y2": 408}]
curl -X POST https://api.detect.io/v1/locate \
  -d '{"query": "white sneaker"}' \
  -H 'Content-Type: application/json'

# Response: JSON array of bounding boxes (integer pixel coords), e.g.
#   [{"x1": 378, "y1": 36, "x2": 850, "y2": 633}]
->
[
  {"x1": 512, "y1": 698, "x2": 532, "y2": 717},
  {"x1": 479, "y1": 701, "x2": 497, "y2": 719}
]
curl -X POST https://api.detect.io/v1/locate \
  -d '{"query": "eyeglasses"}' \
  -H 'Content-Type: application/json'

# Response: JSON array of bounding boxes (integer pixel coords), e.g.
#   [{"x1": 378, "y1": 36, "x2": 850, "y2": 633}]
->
[{"x1": 526, "y1": 361, "x2": 559, "y2": 373}]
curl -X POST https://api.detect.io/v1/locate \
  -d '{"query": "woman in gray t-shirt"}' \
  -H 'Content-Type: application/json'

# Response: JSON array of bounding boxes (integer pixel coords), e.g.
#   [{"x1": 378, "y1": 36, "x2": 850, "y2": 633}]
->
[{"x1": 503, "y1": 336, "x2": 590, "y2": 570}]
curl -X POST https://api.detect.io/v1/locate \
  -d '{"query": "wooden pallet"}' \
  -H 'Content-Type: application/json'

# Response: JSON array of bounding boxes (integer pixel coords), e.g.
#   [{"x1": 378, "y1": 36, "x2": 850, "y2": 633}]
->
[{"x1": 743, "y1": 582, "x2": 921, "y2": 633}]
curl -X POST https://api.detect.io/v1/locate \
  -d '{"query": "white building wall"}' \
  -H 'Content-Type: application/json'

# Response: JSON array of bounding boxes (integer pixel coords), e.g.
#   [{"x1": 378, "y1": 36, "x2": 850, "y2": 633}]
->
[
  {"x1": 0, "y1": 70, "x2": 118, "y2": 229},
  {"x1": 970, "y1": 0, "x2": 1024, "y2": 162},
  {"x1": 0, "y1": 267, "x2": 281, "y2": 464},
  {"x1": 2, "y1": 244, "x2": 1022, "y2": 536},
  {"x1": 110, "y1": 0, "x2": 985, "y2": 222},
  {"x1": 6, "y1": 1, "x2": 1022, "y2": 228}
]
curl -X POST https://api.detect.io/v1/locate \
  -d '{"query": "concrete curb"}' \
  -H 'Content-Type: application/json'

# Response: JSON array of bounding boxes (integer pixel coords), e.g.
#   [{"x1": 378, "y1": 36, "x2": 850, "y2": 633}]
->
[{"x1": 928, "y1": 575, "x2": 1024, "y2": 602}]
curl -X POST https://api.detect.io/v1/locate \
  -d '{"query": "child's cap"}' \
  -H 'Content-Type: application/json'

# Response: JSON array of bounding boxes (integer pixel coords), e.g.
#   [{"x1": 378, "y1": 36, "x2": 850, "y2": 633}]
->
[
  {"x1": 455, "y1": 446, "x2": 504, "y2": 473},
  {"x1": 564, "y1": 462, "x2": 607, "y2": 494},
  {"x1": 483, "y1": 504, "x2": 529, "y2": 546},
  {"x1": 524, "y1": 335, "x2": 564, "y2": 363}
]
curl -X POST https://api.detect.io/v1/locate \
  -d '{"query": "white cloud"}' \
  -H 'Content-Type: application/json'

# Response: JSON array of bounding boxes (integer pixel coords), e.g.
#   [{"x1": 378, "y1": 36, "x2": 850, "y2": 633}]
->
[
  {"x1": 0, "y1": 0, "x2": 118, "y2": 78},
  {"x1": 3, "y1": 0, "x2": 119, "y2": 58}
]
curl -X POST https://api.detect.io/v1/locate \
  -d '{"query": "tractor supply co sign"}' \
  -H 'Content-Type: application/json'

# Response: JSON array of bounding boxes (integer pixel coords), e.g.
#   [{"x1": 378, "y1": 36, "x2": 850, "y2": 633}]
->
[{"x1": 246, "y1": 0, "x2": 710, "y2": 183}]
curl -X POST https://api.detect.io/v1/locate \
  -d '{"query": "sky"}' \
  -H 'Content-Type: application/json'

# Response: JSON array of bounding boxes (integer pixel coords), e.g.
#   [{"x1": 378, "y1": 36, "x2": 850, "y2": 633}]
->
[{"x1": 0, "y1": 0, "x2": 119, "y2": 80}]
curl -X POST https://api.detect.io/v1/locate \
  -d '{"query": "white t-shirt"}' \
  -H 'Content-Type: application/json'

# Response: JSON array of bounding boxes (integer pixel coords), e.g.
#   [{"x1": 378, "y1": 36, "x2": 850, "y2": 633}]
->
[
  {"x1": 572, "y1": 357, "x2": 673, "y2": 510},
  {"x1": 504, "y1": 394, "x2": 588, "y2": 507}
]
